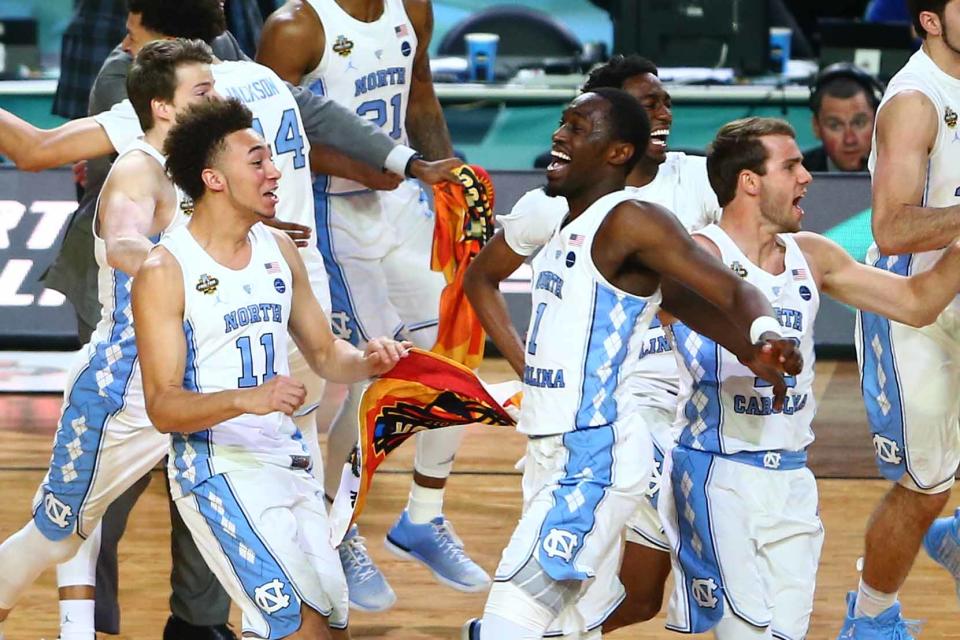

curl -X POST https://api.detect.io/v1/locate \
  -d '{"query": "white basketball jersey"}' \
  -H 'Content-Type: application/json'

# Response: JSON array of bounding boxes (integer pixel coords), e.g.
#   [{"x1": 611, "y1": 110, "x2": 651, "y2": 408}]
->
[
  {"x1": 301, "y1": 0, "x2": 416, "y2": 194},
  {"x1": 519, "y1": 190, "x2": 662, "y2": 436},
  {"x1": 160, "y1": 223, "x2": 308, "y2": 498},
  {"x1": 89, "y1": 139, "x2": 185, "y2": 426},
  {"x1": 673, "y1": 225, "x2": 818, "y2": 454},
  {"x1": 867, "y1": 48, "x2": 960, "y2": 308}
]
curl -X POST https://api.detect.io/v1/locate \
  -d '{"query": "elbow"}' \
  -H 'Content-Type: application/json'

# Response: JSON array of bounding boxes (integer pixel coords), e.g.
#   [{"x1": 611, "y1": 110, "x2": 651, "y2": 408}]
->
[
  {"x1": 11, "y1": 152, "x2": 46, "y2": 173},
  {"x1": 906, "y1": 307, "x2": 939, "y2": 329},
  {"x1": 145, "y1": 400, "x2": 177, "y2": 434},
  {"x1": 463, "y1": 264, "x2": 483, "y2": 304},
  {"x1": 872, "y1": 216, "x2": 907, "y2": 256}
]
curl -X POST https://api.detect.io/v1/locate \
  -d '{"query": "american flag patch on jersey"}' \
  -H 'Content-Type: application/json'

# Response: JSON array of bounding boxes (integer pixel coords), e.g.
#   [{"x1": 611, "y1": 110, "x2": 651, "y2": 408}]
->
[
  {"x1": 791, "y1": 268, "x2": 808, "y2": 280},
  {"x1": 394, "y1": 23, "x2": 409, "y2": 37},
  {"x1": 264, "y1": 261, "x2": 281, "y2": 274},
  {"x1": 569, "y1": 233, "x2": 584, "y2": 247}
]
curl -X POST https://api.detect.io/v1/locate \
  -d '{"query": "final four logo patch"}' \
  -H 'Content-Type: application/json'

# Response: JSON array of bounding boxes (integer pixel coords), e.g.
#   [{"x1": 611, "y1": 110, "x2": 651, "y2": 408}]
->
[
  {"x1": 195, "y1": 273, "x2": 219, "y2": 295},
  {"x1": 946, "y1": 106, "x2": 958, "y2": 129},
  {"x1": 729, "y1": 261, "x2": 748, "y2": 278},
  {"x1": 333, "y1": 35, "x2": 354, "y2": 57}
]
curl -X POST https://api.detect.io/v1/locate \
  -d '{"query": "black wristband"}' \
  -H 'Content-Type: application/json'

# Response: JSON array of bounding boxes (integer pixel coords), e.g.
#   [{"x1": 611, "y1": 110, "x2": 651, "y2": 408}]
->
[{"x1": 404, "y1": 152, "x2": 423, "y2": 178}]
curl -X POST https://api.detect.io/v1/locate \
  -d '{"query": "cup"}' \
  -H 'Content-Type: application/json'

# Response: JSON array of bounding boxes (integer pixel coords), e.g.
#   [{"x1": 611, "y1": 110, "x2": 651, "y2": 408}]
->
[
  {"x1": 465, "y1": 32, "x2": 499, "y2": 82},
  {"x1": 769, "y1": 27, "x2": 792, "y2": 75}
]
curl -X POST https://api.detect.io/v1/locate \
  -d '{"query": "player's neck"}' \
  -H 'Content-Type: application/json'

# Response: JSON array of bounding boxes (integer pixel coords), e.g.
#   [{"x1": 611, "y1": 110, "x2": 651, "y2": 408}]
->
[
  {"x1": 719, "y1": 203, "x2": 784, "y2": 273},
  {"x1": 564, "y1": 178, "x2": 627, "y2": 222},
  {"x1": 188, "y1": 198, "x2": 257, "y2": 268},
  {"x1": 925, "y1": 39, "x2": 960, "y2": 79},
  {"x1": 335, "y1": 0, "x2": 384, "y2": 22},
  {"x1": 627, "y1": 157, "x2": 659, "y2": 188},
  {"x1": 142, "y1": 124, "x2": 170, "y2": 155}
]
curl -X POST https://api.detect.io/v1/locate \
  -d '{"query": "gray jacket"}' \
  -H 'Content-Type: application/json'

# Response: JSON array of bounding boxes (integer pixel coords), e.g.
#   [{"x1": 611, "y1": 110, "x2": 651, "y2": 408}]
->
[{"x1": 44, "y1": 32, "x2": 398, "y2": 328}]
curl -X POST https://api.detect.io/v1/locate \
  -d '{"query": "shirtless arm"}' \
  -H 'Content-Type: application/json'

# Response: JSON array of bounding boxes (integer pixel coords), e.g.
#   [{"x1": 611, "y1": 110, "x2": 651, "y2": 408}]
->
[
  {"x1": 404, "y1": 0, "x2": 454, "y2": 159},
  {"x1": 796, "y1": 231, "x2": 960, "y2": 327},
  {"x1": 0, "y1": 109, "x2": 114, "y2": 171},
  {"x1": 871, "y1": 90, "x2": 960, "y2": 255}
]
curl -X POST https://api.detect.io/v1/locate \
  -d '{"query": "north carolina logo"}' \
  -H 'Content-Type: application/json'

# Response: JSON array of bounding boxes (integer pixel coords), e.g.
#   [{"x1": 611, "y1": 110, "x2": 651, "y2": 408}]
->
[
  {"x1": 542, "y1": 528, "x2": 578, "y2": 562},
  {"x1": 946, "y1": 106, "x2": 958, "y2": 129},
  {"x1": 333, "y1": 35, "x2": 354, "y2": 57},
  {"x1": 730, "y1": 261, "x2": 748, "y2": 278},
  {"x1": 762, "y1": 452, "x2": 782, "y2": 469},
  {"x1": 44, "y1": 492, "x2": 73, "y2": 529},
  {"x1": 873, "y1": 434, "x2": 903, "y2": 464},
  {"x1": 195, "y1": 273, "x2": 219, "y2": 295},
  {"x1": 691, "y1": 577, "x2": 719, "y2": 608},
  {"x1": 254, "y1": 578, "x2": 291, "y2": 614}
]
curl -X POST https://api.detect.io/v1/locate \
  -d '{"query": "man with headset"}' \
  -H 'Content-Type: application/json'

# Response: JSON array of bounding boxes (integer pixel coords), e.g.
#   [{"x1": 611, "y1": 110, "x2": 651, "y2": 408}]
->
[{"x1": 803, "y1": 63, "x2": 886, "y2": 173}]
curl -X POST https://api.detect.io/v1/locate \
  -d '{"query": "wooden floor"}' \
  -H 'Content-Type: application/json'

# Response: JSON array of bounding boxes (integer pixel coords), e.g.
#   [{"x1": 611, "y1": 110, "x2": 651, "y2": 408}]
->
[{"x1": 1, "y1": 359, "x2": 959, "y2": 638}]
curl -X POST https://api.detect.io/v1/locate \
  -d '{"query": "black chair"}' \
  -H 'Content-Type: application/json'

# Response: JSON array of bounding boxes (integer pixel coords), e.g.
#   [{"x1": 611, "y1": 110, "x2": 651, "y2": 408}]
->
[{"x1": 437, "y1": 5, "x2": 588, "y2": 77}]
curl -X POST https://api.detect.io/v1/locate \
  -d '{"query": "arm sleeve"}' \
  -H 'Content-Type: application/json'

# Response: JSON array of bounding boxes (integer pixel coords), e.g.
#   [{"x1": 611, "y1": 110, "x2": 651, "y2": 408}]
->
[
  {"x1": 497, "y1": 188, "x2": 567, "y2": 256},
  {"x1": 93, "y1": 99, "x2": 143, "y2": 154}
]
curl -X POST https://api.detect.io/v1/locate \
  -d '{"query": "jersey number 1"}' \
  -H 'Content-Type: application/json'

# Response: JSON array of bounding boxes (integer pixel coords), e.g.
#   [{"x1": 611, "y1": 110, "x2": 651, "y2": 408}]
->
[{"x1": 236, "y1": 333, "x2": 277, "y2": 388}]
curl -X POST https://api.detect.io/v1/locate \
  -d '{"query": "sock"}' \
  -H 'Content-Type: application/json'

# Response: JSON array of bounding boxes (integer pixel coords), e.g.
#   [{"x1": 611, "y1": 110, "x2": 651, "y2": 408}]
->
[
  {"x1": 855, "y1": 578, "x2": 898, "y2": 618},
  {"x1": 406, "y1": 484, "x2": 444, "y2": 524},
  {"x1": 59, "y1": 599, "x2": 95, "y2": 640}
]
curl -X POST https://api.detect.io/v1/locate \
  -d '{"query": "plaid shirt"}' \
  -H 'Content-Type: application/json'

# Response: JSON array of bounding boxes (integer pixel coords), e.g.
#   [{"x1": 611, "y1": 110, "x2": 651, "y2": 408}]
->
[{"x1": 51, "y1": 0, "x2": 127, "y2": 120}]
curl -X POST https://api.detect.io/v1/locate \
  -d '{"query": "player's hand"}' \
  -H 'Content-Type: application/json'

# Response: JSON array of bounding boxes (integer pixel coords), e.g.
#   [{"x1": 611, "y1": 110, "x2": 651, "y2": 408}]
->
[
  {"x1": 408, "y1": 157, "x2": 463, "y2": 185},
  {"x1": 242, "y1": 375, "x2": 306, "y2": 416},
  {"x1": 742, "y1": 337, "x2": 803, "y2": 412},
  {"x1": 359, "y1": 169, "x2": 404, "y2": 191},
  {"x1": 363, "y1": 337, "x2": 412, "y2": 376},
  {"x1": 261, "y1": 218, "x2": 312, "y2": 248}
]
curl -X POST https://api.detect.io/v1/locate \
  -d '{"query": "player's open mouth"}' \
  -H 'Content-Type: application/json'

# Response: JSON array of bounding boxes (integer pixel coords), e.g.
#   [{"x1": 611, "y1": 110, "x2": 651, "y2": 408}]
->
[
  {"x1": 546, "y1": 149, "x2": 571, "y2": 175},
  {"x1": 793, "y1": 195, "x2": 804, "y2": 217},
  {"x1": 650, "y1": 128, "x2": 669, "y2": 148},
  {"x1": 264, "y1": 189, "x2": 278, "y2": 204}
]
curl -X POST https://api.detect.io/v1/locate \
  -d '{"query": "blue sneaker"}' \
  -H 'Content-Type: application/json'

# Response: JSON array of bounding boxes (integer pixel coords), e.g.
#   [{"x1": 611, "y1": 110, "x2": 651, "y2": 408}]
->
[
  {"x1": 923, "y1": 507, "x2": 960, "y2": 599},
  {"x1": 338, "y1": 524, "x2": 396, "y2": 612},
  {"x1": 836, "y1": 591, "x2": 921, "y2": 639},
  {"x1": 385, "y1": 511, "x2": 491, "y2": 592},
  {"x1": 461, "y1": 618, "x2": 481, "y2": 640}
]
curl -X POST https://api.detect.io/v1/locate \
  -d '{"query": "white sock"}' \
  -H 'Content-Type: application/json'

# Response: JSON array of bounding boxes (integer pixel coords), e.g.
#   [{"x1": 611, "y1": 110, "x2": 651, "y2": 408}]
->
[
  {"x1": 406, "y1": 484, "x2": 444, "y2": 524},
  {"x1": 59, "y1": 599, "x2": 95, "y2": 640},
  {"x1": 855, "y1": 578, "x2": 898, "y2": 618}
]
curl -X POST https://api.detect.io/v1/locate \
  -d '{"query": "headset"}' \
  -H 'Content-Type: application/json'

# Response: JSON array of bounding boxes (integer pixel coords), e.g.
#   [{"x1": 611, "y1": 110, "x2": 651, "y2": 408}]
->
[{"x1": 809, "y1": 62, "x2": 886, "y2": 112}]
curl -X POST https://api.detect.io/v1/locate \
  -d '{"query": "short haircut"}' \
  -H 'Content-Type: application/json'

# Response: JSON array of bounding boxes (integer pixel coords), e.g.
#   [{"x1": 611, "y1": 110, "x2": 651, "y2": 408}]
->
[
  {"x1": 126, "y1": 0, "x2": 226, "y2": 44},
  {"x1": 582, "y1": 54, "x2": 658, "y2": 92},
  {"x1": 164, "y1": 98, "x2": 254, "y2": 202},
  {"x1": 585, "y1": 87, "x2": 651, "y2": 173},
  {"x1": 907, "y1": 0, "x2": 948, "y2": 39},
  {"x1": 812, "y1": 76, "x2": 878, "y2": 114},
  {"x1": 127, "y1": 38, "x2": 213, "y2": 132},
  {"x1": 707, "y1": 117, "x2": 797, "y2": 207}
]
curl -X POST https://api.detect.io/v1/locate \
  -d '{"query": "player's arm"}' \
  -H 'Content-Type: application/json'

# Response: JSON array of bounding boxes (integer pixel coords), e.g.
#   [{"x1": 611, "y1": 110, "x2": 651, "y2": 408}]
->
[
  {"x1": 273, "y1": 229, "x2": 409, "y2": 382},
  {"x1": 871, "y1": 91, "x2": 960, "y2": 254},
  {"x1": 98, "y1": 155, "x2": 165, "y2": 277},
  {"x1": 134, "y1": 248, "x2": 306, "y2": 433},
  {"x1": 796, "y1": 231, "x2": 960, "y2": 327},
  {"x1": 0, "y1": 109, "x2": 114, "y2": 171},
  {"x1": 404, "y1": 0, "x2": 454, "y2": 159},
  {"x1": 464, "y1": 231, "x2": 528, "y2": 377},
  {"x1": 255, "y1": 1, "x2": 323, "y2": 84}
]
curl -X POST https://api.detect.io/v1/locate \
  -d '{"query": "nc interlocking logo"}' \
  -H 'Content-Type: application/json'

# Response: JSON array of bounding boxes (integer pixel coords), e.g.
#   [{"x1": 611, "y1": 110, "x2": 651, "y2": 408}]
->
[
  {"x1": 762, "y1": 452, "x2": 782, "y2": 469},
  {"x1": 691, "y1": 577, "x2": 719, "y2": 609},
  {"x1": 542, "y1": 528, "x2": 578, "y2": 562},
  {"x1": 44, "y1": 492, "x2": 73, "y2": 529},
  {"x1": 329, "y1": 312, "x2": 353, "y2": 341},
  {"x1": 254, "y1": 578, "x2": 291, "y2": 614},
  {"x1": 872, "y1": 434, "x2": 903, "y2": 464}
]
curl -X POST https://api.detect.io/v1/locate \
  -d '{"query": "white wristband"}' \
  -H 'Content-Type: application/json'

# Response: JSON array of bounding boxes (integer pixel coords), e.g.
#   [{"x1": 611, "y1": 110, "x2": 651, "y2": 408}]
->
[{"x1": 749, "y1": 316, "x2": 782, "y2": 344}]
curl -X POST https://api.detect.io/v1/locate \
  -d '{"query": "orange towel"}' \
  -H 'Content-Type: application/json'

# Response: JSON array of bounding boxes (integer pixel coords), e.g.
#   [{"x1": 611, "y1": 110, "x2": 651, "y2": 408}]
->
[{"x1": 430, "y1": 165, "x2": 495, "y2": 370}]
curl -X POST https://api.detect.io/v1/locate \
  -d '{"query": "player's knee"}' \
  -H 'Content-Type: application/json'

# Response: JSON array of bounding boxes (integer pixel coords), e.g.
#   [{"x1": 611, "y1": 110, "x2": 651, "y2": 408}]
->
[
  {"x1": 622, "y1": 595, "x2": 662, "y2": 623},
  {"x1": 484, "y1": 558, "x2": 579, "y2": 629},
  {"x1": 895, "y1": 476, "x2": 952, "y2": 514},
  {"x1": 25, "y1": 520, "x2": 83, "y2": 565}
]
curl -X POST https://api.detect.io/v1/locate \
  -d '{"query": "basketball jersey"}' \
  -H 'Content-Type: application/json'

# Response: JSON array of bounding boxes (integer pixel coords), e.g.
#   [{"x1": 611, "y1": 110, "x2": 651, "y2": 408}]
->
[
  {"x1": 160, "y1": 223, "x2": 308, "y2": 498},
  {"x1": 867, "y1": 48, "x2": 960, "y2": 310},
  {"x1": 519, "y1": 190, "x2": 662, "y2": 436},
  {"x1": 301, "y1": 0, "x2": 416, "y2": 195},
  {"x1": 673, "y1": 225, "x2": 818, "y2": 454},
  {"x1": 88, "y1": 139, "x2": 185, "y2": 426}
]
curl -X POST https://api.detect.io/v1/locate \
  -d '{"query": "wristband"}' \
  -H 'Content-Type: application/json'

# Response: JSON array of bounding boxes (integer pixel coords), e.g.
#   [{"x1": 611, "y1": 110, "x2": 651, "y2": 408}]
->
[
  {"x1": 749, "y1": 316, "x2": 782, "y2": 344},
  {"x1": 404, "y1": 152, "x2": 424, "y2": 178}
]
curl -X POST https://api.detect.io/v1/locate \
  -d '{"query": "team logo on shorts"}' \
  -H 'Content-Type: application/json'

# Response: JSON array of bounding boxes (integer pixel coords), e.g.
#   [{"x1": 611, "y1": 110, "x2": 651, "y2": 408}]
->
[
  {"x1": 762, "y1": 452, "x2": 782, "y2": 469},
  {"x1": 872, "y1": 434, "x2": 903, "y2": 464},
  {"x1": 254, "y1": 578, "x2": 291, "y2": 614},
  {"x1": 330, "y1": 311, "x2": 353, "y2": 341},
  {"x1": 729, "y1": 261, "x2": 748, "y2": 278},
  {"x1": 44, "y1": 492, "x2": 73, "y2": 529},
  {"x1": 333, "y1": 35, "x2": 354, "y2": 57},
  {"x1": 196, "y1": 273, "x2": 219, "y2": 295},
  {"x1": 542, "y1": 528, "x2": 578, "y2": 562},
  {"x1": 946, "y1": 106, "x2": 958, "y2": 129},
  {"x1": 273, "y1": 278, "x2": 286, "y2": 293},
  {"x1": 691, "y1": 577, "x2": 719, "y2": 609}
]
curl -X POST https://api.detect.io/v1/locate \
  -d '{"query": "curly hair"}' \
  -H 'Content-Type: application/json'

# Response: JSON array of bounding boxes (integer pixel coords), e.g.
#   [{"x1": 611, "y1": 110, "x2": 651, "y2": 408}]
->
[
  {"x1": 127, "y1": 0, "x2": 226, "y2": 44},
  {"x1": 127, "y1": 38, "x2": 213, "y2": 132},
  {"x1": 707, "y1": 117, "x2": 796, "y2": 207},
  {"x1": 164, "y1": 98, "x2": 254, "y2": 202},
  {"x1": 582, "y1": 54, "x2": 658, "y2": 92}
]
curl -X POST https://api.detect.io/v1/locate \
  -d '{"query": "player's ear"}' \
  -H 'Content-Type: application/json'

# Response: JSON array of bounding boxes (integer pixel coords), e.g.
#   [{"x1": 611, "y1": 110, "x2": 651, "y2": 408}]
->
[
  {"x1": 918, "y1": 10, "x2": 943, "y2": 37},
  {"x1": 738, "y1": 169, "x2": 761, "y2": 198},
  {"x1": 201, "y1": 167, "x2": 225, "y2": 193},
  {"x1": 607, "y1": 141, "x2": 635, "y2": 168},
  {"x1": 151, "y1": 97, "x2": 173, "y2": 125}
]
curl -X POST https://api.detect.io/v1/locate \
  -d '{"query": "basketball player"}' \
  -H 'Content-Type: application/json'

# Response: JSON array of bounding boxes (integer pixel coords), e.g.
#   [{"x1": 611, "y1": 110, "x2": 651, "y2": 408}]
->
[
  {"x1": 460, "y1": 90, "x2": 802, "y2": 640},
  {"x1": 255, "y1": 0, "x2": 486, "y2": 608},
  {"x1": 135, "y1": 97, "x2": 408, "y2": 640},
  {"x1": 656, "y1": 117, "x2": 960, "y2": 640},
  {"x1": 837, "y1": 2, "x2": 960, "y2": 635},
  {"x1": 507, "y1": 54, "x2": 722, "y2": 633},
  {"x1": 0, "y1": 39, "x2": 219, "y2": 638}
]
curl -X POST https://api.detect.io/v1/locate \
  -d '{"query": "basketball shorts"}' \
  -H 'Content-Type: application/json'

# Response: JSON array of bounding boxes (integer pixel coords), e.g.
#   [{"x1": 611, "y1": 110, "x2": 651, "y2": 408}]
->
[
  {"x1": 624, "y1": 406, "x2": 674, "y2": 552},
  {"x1": 659, "y1": 446, "x2": 823, "y2": 638},
  {"x1": 857, "y1": 307, "x2": 960, "y2": 492},
  {"x1": 495, "y1": 421, "x2": 652, "y2": 634},
  {"x1": 176, "y1": 466, "x2": 348, "y2": 639},
  {"x1": 33, "y1": 346, "x2": 167, "y2": 541},
  {"x1": 313, "y1": 181, "x2": 444, "y2": 347}
]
